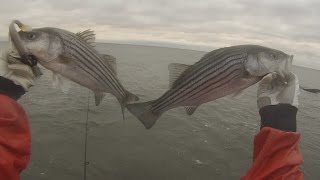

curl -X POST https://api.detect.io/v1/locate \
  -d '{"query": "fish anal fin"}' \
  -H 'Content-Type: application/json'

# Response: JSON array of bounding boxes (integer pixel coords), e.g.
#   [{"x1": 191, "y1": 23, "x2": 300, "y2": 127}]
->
[
  {"x1": 76, "y1": 29, "x2": 96, "y2": 47},
  {"x1": 117, "y1": 90, "x2": 139, "y2": 120},
  {"x1": 52, "y1": 73, "x2": 71, "y2": 93},
  {"x1": 184, "y1": 106, "x2": 198, "y2": 115},
  {"x1": 102, "y1": 54, "x2": 117, "y2": 75},
  {"x1": 94, "y1": 93, "x2": 105, "y2": 106},
  {"x1": 168, "y1": 63, "x2": 191, "y2": 88}
]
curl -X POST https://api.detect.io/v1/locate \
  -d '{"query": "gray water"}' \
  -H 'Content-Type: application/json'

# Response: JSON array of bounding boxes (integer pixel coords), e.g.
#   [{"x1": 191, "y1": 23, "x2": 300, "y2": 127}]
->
[{"x1": 0, "y1": 42, "x2": 319, "y2": 179}]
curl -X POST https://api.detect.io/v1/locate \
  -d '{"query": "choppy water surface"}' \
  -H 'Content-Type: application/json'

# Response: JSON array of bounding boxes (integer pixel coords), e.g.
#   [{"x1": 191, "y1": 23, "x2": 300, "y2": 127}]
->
[{"x1": 1, "y1": 42, "x2": 319, "y2": 179}]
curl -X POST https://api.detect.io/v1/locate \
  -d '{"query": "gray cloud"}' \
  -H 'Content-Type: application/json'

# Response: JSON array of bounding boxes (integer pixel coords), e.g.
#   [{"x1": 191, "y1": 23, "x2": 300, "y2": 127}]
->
[{"x1": 0, "y1": 0, "x2": 319, "y2": 68}]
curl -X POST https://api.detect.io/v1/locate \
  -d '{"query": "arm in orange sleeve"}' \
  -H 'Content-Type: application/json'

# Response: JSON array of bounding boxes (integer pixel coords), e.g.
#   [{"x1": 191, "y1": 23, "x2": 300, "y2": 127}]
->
[
  {"x1": 242, "y1": 104, "x2": 303, "y2": 180},
  {"x1": 0, "y1": 77, "x2": 31, "y2": 180}
]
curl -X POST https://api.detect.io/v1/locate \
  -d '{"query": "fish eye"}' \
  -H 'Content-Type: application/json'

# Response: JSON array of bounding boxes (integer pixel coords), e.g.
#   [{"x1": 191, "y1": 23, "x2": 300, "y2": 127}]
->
[
  {"x1": 27, "y1": 32, "x2": 37, "y2": 40},
  {"x1": 269, "y1": 54, "x2": 278, "y2": 59}
]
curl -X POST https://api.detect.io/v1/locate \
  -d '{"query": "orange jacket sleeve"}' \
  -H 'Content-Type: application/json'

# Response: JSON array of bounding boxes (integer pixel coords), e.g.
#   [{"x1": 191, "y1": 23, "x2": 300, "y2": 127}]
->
[
  {"x1": 0, "y1": 94, "x2": 31, "y2": 180},
  {"x1": 241, "y1": 127, "x2": 303, "y2": 180}
]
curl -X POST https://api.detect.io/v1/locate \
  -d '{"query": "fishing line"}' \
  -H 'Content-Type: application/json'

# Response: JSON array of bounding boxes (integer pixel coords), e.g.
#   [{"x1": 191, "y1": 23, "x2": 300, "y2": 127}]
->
[{"x1": 83, "y1": 91, "x2": 90, "y2": 180}]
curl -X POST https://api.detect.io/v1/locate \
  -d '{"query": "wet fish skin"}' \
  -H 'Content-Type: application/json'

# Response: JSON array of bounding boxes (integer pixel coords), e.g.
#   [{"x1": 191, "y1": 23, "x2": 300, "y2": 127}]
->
[
  {"x1": 10, "y1": 26, "x2": 138, "y2": 116},
  {"x1": 127, "y1": 45, "x2": 294, "y2": 129}
]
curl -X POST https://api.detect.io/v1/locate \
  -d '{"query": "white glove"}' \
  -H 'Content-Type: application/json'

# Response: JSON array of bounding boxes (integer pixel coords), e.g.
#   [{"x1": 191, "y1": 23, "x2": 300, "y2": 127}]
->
[
  {"x1": 257, "y1": 72, "x2": 300, "y2": 109},
  {"x1": 0, "y1": 51, "x2": 35, "y2": 91}
]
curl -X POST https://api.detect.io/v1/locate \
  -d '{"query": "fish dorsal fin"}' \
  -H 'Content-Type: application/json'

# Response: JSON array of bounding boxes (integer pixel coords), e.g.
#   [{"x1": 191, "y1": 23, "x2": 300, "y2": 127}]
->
[
  {"x1": 102, "y1": 54, "x2": 117, "y2": 75},
  {"x1": 76, "y1": 29, "x2": 96, "y2": 47},
  {"x1": 184, "y1": 106, "x2": 198, "y2": 115},
  {"x1": 168, "y1": 63, "x2": 191, "y2": 88},
  {"x1": 52, "y1": 73, "x2": 71, "y2": 93},
  {"x1": 94, "y1": 93, "x2": 105, "y2": 106}
]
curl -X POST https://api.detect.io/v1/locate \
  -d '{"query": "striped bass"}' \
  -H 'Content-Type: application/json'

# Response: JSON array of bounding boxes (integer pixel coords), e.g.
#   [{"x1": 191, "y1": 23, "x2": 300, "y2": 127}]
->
[
  {"x1": 8, "y1": 21, "x2": 138, "y2": 117},
  {"x1": 127, "y1": 45, "x2": 293, "y2": 129}
]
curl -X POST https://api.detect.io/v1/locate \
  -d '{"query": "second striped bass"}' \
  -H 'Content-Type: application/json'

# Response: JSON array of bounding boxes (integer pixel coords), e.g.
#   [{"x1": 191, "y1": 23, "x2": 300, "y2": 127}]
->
[
  {"x1": 127, "y1": 45, "x2": 293, "y2": 129},
  {"x1": 8, "y1": 21, "x2": 138, "y2": 117}
]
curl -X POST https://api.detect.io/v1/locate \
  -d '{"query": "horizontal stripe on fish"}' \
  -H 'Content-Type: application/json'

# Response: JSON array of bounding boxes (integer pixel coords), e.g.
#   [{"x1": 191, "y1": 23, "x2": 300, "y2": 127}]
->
[
  {"x1": 154, "y1": 50, "x2": 246, "y2": 108},
  {"x1": 153, "y1": 58, "x2": 244, "y2": 112},
  {"x1": 59, "y1": 30, "x2": 117, "y2": 80},
  {"x1": 66, "y1": 40, "x2": 119, "y2": 91},
  {"x1": 172, "y1": 49, "x2": 245, "y2": 88},
  {"x1": 172, "y1": 61, "x2": 244, "y2": 106},
  {"x1": 67, "y1": 38, "x2": 125, "y2": 96},
  {"x1": 152, "y1": 53, "x2": 246, "y2": 111},
  {"x1": 177, "y1": 46, "x2": 247, "y2": 79},
  {"x1": 72, "y1": 39, "x2": 126, "y2": 96},
  {"x1": 57, "y1": 29, "x2": 117, "y2": 80},
  {"x1": 60, "y1": 32, "x2": 126, "y2": 96},
  {"x1": 66, "y1": 45, "x2": 116, "y2": 91},
  {"x1": 182, "y1": 68, "x2": 243, "y2": 104},
  {"x1": 178, "y1": 47, "x2": 242, "y2": 79},
  {"x1": 67, "y1": 43, "x2": 125, "y2": 97}
]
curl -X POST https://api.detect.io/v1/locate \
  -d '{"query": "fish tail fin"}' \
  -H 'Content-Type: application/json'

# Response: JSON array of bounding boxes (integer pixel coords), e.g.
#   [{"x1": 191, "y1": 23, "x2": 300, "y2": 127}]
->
[
  {"x1": 118, "y1": 90, "x2": 139, "y2": 120},
  {"x1": 126, "y1": 100, "x2": 161, "y2": 129}
]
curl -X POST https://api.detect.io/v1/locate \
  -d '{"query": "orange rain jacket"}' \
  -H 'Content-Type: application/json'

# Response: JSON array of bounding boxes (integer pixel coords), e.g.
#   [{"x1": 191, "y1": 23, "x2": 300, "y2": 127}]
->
[
  {"x1": 0, "y1": 94, "x2": 303, "y2": 180},
  {"x1": 0, "y1": 95, "x2": 30, "y2": 180},
  {"x1": 242, "y1": 127, "x2": 303, "y2": 179}
]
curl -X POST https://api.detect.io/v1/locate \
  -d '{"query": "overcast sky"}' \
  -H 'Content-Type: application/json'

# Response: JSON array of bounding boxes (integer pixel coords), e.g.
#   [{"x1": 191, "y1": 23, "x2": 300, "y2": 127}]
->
[{"x1": 0, "y1": 0, "x2": 319, "y2": 68}]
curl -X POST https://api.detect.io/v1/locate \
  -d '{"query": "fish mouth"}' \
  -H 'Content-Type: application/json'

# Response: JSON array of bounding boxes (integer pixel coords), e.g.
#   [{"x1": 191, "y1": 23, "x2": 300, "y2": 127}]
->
[
  {"x1": 8, "y1": 20, "x2": 42, "y2": 77},
  {"x1": 7, "y1": 51, "x2": 38, "y2": 66},
  {"x1": 258, "y1": 54, "x2": 294, "y2": 83},
  {"x1": 265, "y1": 55, "x2": 294, "y2": 84}
]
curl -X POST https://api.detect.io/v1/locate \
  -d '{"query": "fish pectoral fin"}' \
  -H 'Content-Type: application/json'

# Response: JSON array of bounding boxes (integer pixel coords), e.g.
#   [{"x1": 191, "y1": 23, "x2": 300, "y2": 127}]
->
[
  {"x1": 168, "y1": 63, "x2": 191, "y2": 88},
  {"x1": 117, "y1": 90, "x2": 139, "y2": 120},
  {"x1": 94, "y1": 93, "x2": 106, "y2": 106},
  {"x1": 184, "y1": 106, "x2": 198, "y2": 115},
  {"x1": 76, "y1": 29, "x2": 96, "y2": 47},
  {"x1": 52, "y1": 73, "x2": 71, "y2": 93},
  {"x1": 102, "y1": 54, "x2": 117, "y2": 75}
]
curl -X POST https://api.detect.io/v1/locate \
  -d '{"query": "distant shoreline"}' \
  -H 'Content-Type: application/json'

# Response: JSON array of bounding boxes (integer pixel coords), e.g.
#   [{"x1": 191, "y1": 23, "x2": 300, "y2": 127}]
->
[{"x1": 97, "y1": 41, "x2": 208, "y2": 53}]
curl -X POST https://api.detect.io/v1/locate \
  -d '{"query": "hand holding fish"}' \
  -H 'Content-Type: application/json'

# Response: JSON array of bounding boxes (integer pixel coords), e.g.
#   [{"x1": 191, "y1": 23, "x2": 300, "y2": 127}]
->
[
  {"x1": 0, "y1": 51, "x2": 36, "y2": 90},
  {"x1": 257, "y1": 72, "x2": 300, "y2": 109}
]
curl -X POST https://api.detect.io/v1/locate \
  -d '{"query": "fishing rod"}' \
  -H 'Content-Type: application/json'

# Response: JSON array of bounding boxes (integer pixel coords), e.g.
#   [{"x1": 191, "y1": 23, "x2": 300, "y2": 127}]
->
[{"x1": 83, "y1": 91, "x2": 90, "y2": 180}]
